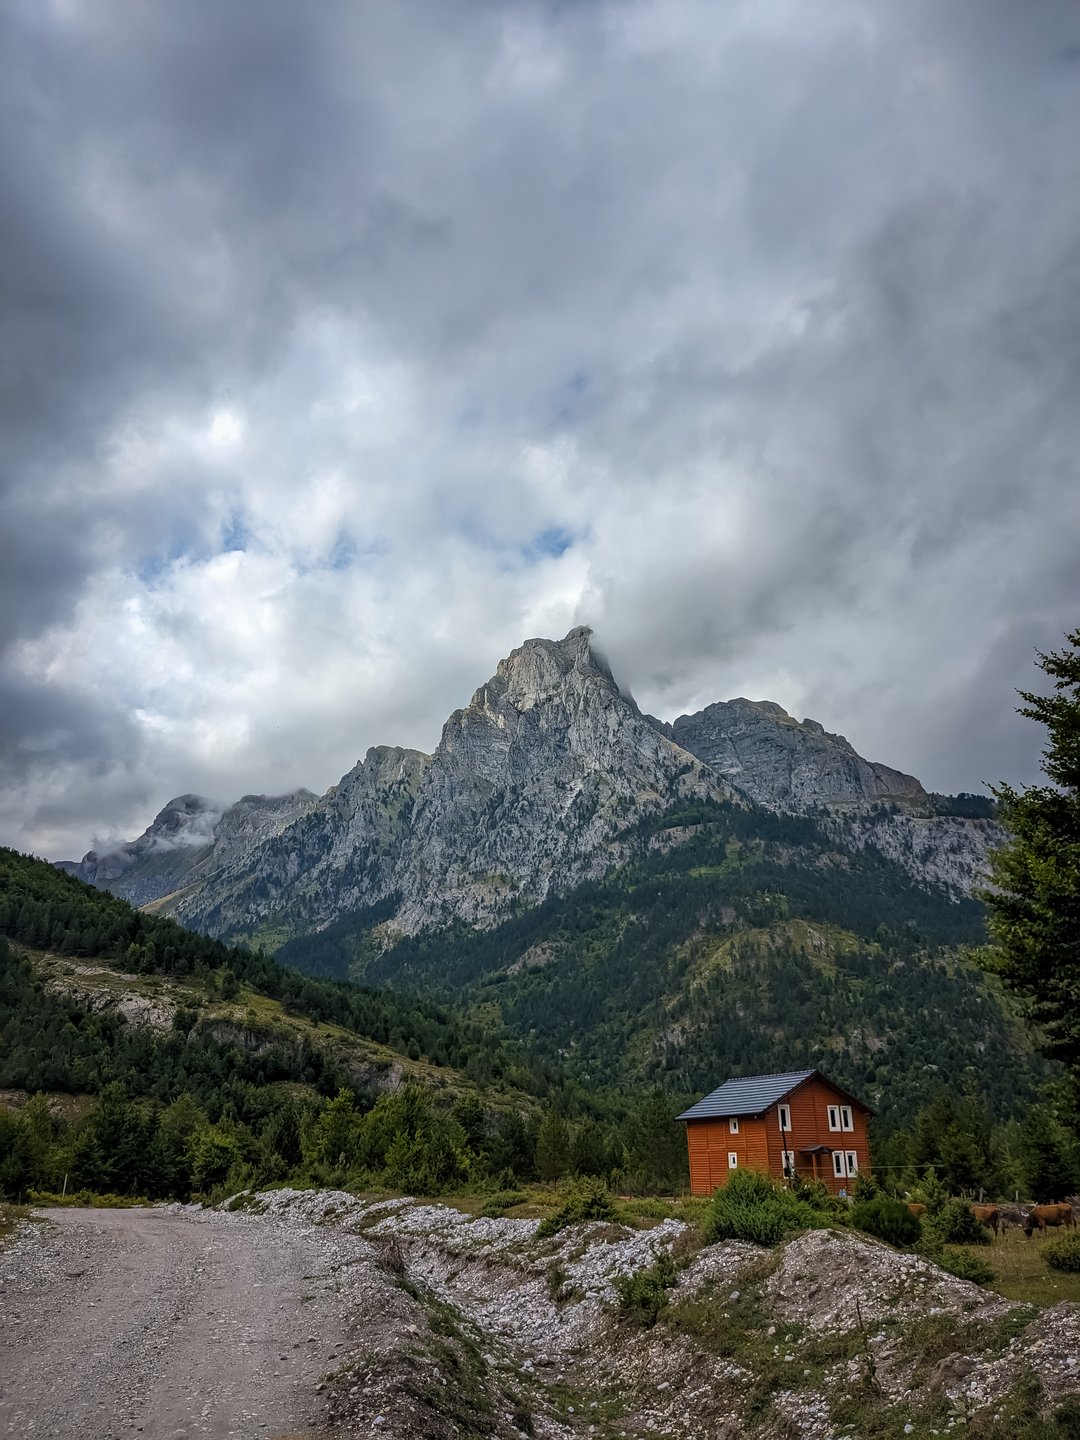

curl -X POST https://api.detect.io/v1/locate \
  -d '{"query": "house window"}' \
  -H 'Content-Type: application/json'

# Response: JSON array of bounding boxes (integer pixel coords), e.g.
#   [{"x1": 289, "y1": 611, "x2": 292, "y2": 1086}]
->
[
  {"x1": 777, "y1": 1104, "x2": 791, "y2": 1133},
  {"x1": 840, "y1": 1106, "x2": 854, "y2": 1132},
  {"x1": 846, "y1": 1151, "x2": 859, "y2": 1177},
  {"x1": 729, "y1": 1118, "x2": 739, "y2": 1135},
  {"x1": 828, "y1": 1106, "x2": 841, "y2": 1131},
  {"x1": 728, "y1": 1152, "x2": 738, "y2": 1169},
  {"x1": 832, "y1": 1151, "x2": 847, "y2": 1178},
  {"x1": 782, "y1": 1150, "x2": 796, "y2": 1179}
]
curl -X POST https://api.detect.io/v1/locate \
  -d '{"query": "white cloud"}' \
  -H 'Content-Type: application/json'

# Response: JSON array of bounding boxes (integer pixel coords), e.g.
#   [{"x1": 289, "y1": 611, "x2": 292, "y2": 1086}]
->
[{"x1": 2, "y1": 0, "x2": 1078, "y2": 856}]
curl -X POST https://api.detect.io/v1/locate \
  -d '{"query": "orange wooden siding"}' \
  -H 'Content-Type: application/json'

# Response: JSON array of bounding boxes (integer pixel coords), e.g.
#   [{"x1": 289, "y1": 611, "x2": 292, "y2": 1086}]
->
[
  {"x1": 686, "y1": 1115, "x2": 769, "y2": 1193},
  {"x1": 686, "y1": 1075, "x2": 871, "y2": 1195}
]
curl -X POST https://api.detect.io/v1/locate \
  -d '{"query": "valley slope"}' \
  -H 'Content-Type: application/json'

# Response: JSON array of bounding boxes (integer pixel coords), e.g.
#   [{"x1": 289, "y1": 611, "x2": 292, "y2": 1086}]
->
[{"x1": 55, "y1": 628, "x2": 1030, "y2": 1125}]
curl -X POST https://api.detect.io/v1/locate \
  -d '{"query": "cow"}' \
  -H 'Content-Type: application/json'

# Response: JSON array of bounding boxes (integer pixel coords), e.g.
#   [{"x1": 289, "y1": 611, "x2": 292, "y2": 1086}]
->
[
  {"x1": 907, "y1": 1202, "x2": 927, "y2": 1218},
  {"x1": 970, "y1": 1204, "x2": 1000, "y2": 1237},
  {"x1": 1022, "y1": 1203, "x2": 1075, "y2": 1238}
]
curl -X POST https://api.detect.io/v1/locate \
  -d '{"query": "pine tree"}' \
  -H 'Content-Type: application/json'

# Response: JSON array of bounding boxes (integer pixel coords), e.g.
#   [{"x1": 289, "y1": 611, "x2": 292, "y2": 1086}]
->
[
  {"x1": 535, "y1": 1110, "x2": 570, "y2": 1184},
  {"x1": 980, "y1": 630, "x2": 1080, "y2": 1081},
  {"x1": 1020, "y1": 1105, "x2": 1080, "y2": 1203}
]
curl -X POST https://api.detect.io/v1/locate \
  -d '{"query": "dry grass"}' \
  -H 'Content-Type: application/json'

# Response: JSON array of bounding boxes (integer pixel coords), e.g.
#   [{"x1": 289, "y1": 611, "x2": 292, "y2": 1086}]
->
[{"x1": 953, "y1": 1225, "x2": 1080, "y2": 1306}]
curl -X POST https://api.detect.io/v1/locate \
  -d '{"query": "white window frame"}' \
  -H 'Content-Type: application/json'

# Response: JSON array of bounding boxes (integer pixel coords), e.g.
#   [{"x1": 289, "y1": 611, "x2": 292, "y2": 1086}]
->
[
  {"x1": 832, "y1": 1150, "x2": 847, "y2": 1178},
  {"x1": 846, "y1": 1151, "x2": 859, "y2": 1177},
  {"x1": 828, "y1": 1105, "x2": 841, "y2": 1132},
  {"x1": 777, "y1": 1104, "x2": 791, "y2": 1133},
  {"x1": 781, "y1": 1150, "x2": 796, "y2": 1179},
  {"x1": 729, "y1": 1117, "x2": 739, "y2": 1135},
  {"x1": 840, "y1": 1106, "x2": 854, "y2": 1133},
  {"x1": 728, "y1": 1152, "x2": 738, "y2": 1170}
]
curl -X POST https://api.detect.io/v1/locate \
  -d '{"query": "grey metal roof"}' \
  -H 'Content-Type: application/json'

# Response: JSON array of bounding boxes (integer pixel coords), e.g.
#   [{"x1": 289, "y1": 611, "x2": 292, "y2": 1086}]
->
[{"x1": 677, "y1": 1069, "x2": 817, "y2": 1121}]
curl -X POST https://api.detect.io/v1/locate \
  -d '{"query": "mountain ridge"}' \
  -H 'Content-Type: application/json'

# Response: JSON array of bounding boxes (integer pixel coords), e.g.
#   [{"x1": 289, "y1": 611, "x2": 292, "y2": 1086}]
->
[{"x1": 59, "y1": 627, "x2": 999, "y2": 945}]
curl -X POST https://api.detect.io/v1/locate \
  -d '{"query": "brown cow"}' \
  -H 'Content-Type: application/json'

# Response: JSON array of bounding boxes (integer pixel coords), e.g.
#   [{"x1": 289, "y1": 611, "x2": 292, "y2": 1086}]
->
[
  {"x1": 1023, "y1": 1203, "x2": 1075, "y2": 1238},
  {"x1": 970, "y1": 1204, "x2": 1000, "y2": 1237},
  {"x1": 907, "y1": 1203, "x2": 927, "y2": 1218}
]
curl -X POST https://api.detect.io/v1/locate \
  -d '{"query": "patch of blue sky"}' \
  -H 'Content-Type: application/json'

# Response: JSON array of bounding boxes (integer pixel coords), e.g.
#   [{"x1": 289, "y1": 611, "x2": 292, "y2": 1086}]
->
[
  {"x1": 221, "y1": 509, "x2": 249, "y2": 553},
  {"x1": 443, "y1": 512, "x2": 581, "y2": 568},
  {"x1": 548, "y1": 369, "x2": 591, "y2": 426},
  {"x1": 134, "y1": 535, "x2": 213, "y2": 586},
  {"x1": 292, "y1": 529, "x2": 385, "y2": 577},
  {"x1": 520, "y1": 525, "x2": 577, "y2": 562}
]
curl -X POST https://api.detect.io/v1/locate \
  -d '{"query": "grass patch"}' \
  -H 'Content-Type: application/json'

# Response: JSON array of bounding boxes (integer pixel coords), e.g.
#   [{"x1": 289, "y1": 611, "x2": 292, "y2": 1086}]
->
[
  {"x1": 406, "y1": 1291, "x2": 513, "y2": 1439},
  {"x1": 479, "y1": 1189, "x2": 530, "y2": 1217},
  {"x1": 27, "y1": 1189, "x2": 152, "y2": 1208},
  {"x1": 0, "y1": 1203, "x2": 30, "y2": 1244},
  {"x1": 224, "y1": 1189, "x2": 269, "y2": 1214},
  {"x1": 536, "y1": 1179, "x2": 618, "y2": 1238},
  {"x1": 545, "y1": 1380, "x2": 631, "y2": 1440},
  {"x1": 612, "y1": 1250, "x2": 677, "y2": 1327},
  {"x1": 961, "y1": 1228, "x2": 1080, "y2": 1306},
  {"x1": 660, "y1": 1256, "x2": 866, "y2": 1426}
]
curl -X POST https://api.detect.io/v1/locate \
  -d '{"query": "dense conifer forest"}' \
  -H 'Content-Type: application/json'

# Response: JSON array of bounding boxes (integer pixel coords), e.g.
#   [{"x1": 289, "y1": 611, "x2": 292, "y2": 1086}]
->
[
  {"x1": 2, "y1": 831, "x2": 1076, "y2": 1207},
  {"x1": 281, "y1": 800, "x2": 1042, "y2": 1123}
]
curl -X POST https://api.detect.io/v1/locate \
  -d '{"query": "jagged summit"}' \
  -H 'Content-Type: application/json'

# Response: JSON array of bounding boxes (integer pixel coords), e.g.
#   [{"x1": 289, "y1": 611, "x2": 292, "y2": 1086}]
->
[
  {"x1": 59, "y1": 629, "x2": 994, "y2": 942},
  {"x1": 466, "y1": 627, "x2": 610, "y2": 713}
]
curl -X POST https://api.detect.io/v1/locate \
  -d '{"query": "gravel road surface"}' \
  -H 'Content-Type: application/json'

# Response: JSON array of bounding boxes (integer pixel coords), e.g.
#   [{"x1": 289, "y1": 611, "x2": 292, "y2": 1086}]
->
[{"x1": 0, "y1": 1207, "x2": 357, "y2": 1440}]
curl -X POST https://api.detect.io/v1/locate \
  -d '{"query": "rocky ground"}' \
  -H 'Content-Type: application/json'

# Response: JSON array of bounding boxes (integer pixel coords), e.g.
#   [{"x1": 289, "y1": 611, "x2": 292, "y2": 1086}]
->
[{"x1": 2, "y1": 1193, "x2": 1078, "y2": 1440}]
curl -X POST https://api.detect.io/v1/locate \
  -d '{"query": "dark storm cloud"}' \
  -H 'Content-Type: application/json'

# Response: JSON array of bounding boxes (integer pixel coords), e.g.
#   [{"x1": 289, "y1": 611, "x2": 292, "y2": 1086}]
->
[{"x1": 1, "y1": 0, "x2": 1078, "y2": 855}]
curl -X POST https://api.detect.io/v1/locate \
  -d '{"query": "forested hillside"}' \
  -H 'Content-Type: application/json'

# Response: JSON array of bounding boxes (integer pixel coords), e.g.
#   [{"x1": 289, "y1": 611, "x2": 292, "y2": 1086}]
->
[
  {"x1": 0, "y1": 849, "x2": 559, "y2": 1200},
  {"x1": 2, "y1": 842, "x2": 1072, "y2": 1206},
  {"x1": 281, "y1": 799, "x2": 1047, "y2": 1126}
]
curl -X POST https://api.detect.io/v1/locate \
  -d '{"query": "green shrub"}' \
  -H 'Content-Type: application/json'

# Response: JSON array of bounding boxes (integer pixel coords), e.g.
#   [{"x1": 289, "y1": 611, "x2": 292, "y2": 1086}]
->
[
  {"x1": 850, "y1": 1172, "x2": 881, "y2": 1202},
  {"x1": 926, "y1": 1198, "x2": 992, "y2": 1246},
  {"x1": 852, "y1": 1196, "x2": 922, "y2": 1248},
  {"x1": 702, "y1": 1170, "x2": 831, "y2": 1247},
  {"x1": 480, "y1": 1189, "x2": 529, "y2": 1217},
  {"x1": 910, "y1": 1167, "x2": 950, "y2": 1214},
  {"x1": 1043, "y1": 1231, "x2": 1080, "y2": 1273},
  {"x1": 934, "y1": 1247, "x2": 996, "y2": 1286},
  {"x1": 26, "y1": 1189, "x2": 150, "y2": 1208},
  {"x1": 790, "y1": 1175, "x2": 852, "y2": 1219},
  {"x1": 612, "y1": 1251, "x2": 677, "y2": 1327},
  {"x1": 536, "y1": 1178, "x2": 618, "y2": 1238}
]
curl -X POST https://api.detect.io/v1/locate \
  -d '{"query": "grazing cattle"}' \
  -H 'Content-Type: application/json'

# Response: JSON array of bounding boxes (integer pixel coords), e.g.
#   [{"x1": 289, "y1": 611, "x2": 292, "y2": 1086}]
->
[
  {"x1": 1022, "y1": 1203, "x2": 1075, "y2": 1238},
  {"x1": 970, "y1": 1204, "x2": 1000, "y2": 1236},
  {"x1": 907, "y1": 1203, "x2": 927, "y2": 1218},
  {"x1": 997, "y1": 1204, "x2": 1025, "y2": 1232}
]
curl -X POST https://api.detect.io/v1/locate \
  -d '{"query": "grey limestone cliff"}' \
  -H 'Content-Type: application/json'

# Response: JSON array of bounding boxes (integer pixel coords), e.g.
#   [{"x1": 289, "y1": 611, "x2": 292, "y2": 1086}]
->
[
  {"x1": 61, "y1": 627, "x2": 998, "y2": 940},
  {"x1": 61, "y1": 789, "x2": 318, "y2": 911},
  {"x1": 169, "y1": 628, "x2": 727, "y2": 937},
  {"x1": 669, "y1": 698, "x2": 925, "y2": 810}
]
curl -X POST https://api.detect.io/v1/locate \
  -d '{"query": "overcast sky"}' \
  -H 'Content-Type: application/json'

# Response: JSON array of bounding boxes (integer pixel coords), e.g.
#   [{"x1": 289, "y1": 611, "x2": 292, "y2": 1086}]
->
[{"x1": 3, "y1": 0, "x2": 1079, "y2": 859}]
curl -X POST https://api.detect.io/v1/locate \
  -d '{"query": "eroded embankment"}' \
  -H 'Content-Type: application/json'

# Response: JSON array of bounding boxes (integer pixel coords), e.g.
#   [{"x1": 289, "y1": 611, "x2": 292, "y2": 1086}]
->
[
  {"x1": 211, "y1": 1189, "x2": 1080, "y2": 1440},
  {"x1": 2, "y1": 1192, "x2": 1078, "y2": 1438}
]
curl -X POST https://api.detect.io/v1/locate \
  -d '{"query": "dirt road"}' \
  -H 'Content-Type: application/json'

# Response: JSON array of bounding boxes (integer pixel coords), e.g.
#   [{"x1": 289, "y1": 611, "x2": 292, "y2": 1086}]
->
[{"x1": 0, "y1": 1206, "x2": 362, "y2": 1440}]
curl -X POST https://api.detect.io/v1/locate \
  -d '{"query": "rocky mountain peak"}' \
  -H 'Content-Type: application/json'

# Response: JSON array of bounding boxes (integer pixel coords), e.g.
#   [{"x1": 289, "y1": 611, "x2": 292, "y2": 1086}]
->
[
  {"x1": 144, "y1": 793, "x2": 222, "y2": 843},
  {"x1": 468, "y1": 626, "x2": 612, "y2": 714},
  {"x1": 60, "y1": 628, "x2": 997, "y2": 943},
  {"x1": 671, "y1": 698, "x2": 925, "y2": 811}
]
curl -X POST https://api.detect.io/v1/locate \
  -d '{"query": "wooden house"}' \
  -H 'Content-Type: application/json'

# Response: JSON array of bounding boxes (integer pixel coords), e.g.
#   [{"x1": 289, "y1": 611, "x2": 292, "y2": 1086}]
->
[{"x1": 679, "y1": 1069, "x2": 872, "y2": 1196}]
